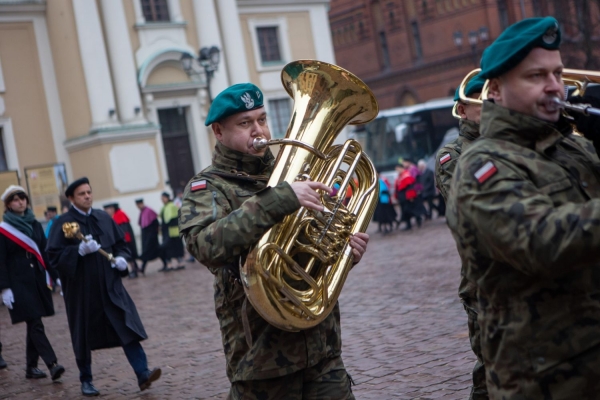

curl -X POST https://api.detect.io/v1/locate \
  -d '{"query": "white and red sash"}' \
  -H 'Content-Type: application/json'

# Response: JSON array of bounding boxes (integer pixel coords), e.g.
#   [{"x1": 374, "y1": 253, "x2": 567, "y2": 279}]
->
[{"x1": 0, "y1": 221, "x2": 52, "y2": 289}]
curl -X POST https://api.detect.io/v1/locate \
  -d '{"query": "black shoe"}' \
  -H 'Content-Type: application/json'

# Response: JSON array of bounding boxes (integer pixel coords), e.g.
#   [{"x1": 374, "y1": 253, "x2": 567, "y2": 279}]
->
[
  {"x1": 81, "y1": 381, "x2": 100, "y2": 396},
  {"x1": 128, "y1": 271, "x2": 138, "y2": 279},
  {"x1": 416, "y1": 217, "x2": 422, "y2": 228},
  {"x1": 49, "y1": 363, "x2": 65, "y2": 381},
  {"x1": 186, "y1": 256, "x2": 195, "y2": 263},
  {"x1": 0, "y1": 354, "x2": 6, "y2": 369},
  {"x1": 175, "y1": 265, "x2": 186, "y2": 270},
  {"x1": 25, "y1": 367, "x2": 47, "y2": 379},
  {"x1": 400, "y1": 226, "x2": 412, "y2": 232},
  {"x1": 138, "y1": 367, "x2": 161, "y2": 392},
  {"x1": 158, "y1": 266, "x2": 170, "y2": 272}
]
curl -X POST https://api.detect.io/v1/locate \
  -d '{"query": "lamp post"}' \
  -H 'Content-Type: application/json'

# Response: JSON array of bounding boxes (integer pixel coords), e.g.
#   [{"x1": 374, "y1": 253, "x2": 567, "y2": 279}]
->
[{"x1": 180, "y1": 46, "x2": 221, "y2": 103}]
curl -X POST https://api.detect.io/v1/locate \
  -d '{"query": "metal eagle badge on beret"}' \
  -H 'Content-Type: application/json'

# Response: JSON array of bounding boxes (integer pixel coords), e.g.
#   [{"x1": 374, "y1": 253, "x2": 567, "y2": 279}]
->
[{"x1": 542, "y1": 23, "x2": 559, "y2": 45}]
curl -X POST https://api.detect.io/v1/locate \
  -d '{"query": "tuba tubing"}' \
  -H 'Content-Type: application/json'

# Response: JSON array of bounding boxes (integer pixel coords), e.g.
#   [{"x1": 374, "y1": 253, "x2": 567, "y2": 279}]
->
[{"x1": 241, "y1": 60, "x2": 380, "y2": 332}]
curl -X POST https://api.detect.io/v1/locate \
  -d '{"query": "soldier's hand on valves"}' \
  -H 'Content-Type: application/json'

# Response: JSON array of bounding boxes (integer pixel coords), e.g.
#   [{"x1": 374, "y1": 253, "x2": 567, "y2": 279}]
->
[
  {"x1": 349, "y1": 232, "x2": 369, "y2": 265},
  {"x1": 566, "y1": 95, "x2": 600, "y2": 144},
  {"x1": 1, "y1": 288, "x2": 14, "y2": 310},
  {"x1": 111, "y1": 256, "x2": 128, "y2": 271},
  {"x1": 291, "y1": 181, "x2": 332, "y2": 211},
  {"x1": 78, "y1": 235, "x2": 101, "y2": 256}
]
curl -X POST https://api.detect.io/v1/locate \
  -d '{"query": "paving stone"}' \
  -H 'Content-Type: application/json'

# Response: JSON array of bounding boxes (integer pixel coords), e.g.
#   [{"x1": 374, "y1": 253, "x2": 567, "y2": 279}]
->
[{"x1": 0, "y1": 218, "x2": 474, "y2": 398}]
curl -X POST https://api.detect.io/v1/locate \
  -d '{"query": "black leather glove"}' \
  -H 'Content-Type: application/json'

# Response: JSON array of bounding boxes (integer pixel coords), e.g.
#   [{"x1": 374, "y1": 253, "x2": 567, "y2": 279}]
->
[{"x1": 566, "y1": 95, "x2": 600, "y2": 142}]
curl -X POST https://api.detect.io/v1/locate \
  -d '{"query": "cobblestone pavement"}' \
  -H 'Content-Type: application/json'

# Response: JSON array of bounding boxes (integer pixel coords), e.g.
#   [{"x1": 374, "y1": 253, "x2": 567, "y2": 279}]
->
[{"x1": 0, "y1": 218, "x2": 473, "y2": 399}]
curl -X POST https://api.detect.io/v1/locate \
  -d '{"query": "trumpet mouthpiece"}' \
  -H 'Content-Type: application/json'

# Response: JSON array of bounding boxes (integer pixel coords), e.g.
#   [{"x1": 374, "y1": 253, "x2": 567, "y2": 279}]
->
[{"x1": 253, "y1": 138, "x2": 269, "y2": 150}]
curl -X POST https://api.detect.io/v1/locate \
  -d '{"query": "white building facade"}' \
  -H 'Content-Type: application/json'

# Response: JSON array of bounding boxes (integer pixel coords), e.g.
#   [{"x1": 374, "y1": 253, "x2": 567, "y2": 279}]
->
[{"x1": 0, "y1": 0, "x2": 335, "y2": 228}]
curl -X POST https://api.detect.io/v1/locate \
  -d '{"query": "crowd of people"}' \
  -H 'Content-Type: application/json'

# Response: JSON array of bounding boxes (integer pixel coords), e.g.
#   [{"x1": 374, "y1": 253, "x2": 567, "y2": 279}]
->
[
  {"x1": 4, "y1": 14, "x2": 600, "y2": 400},
  {"x1": 373, "y1": 158, "x2": 445, "y2": 235},
  {"x1": 0, "y1": 183, "x2": 195, "y2": 395}
]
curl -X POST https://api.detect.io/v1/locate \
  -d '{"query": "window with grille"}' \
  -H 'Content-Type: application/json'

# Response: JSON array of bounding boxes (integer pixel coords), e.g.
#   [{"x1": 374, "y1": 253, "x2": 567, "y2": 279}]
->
[
  {"x1": 268, "y1": 99, "x2": 291, "y2": 138},
  {"x1": 257, "y1": 27, "x2": 282, "y2": 64},
  {"x1": 141, "y1": 0, "x2": 170, "y2": 22}
]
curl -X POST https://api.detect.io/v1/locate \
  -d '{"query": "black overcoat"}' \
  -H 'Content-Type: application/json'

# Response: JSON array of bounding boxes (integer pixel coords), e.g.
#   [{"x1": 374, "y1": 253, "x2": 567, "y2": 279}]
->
[
  {"x1": 140, "y1": 219, "x2": 161, "y2": 261},
  {"x1": 0, "y1": 220, "x2": 58, "y2": 324},
  {"x1": 46, "y1": 207, "x2": 147, "y2": 359}
]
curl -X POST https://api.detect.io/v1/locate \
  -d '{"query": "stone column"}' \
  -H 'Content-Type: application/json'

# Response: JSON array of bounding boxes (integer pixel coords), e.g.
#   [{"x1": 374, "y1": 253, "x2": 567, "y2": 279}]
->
[
  {"x1": 100, "y1": 0, "x2": 145, "y2": 124},
  {"x1": 215, "y1": 0, "x2": 250, "y2": 84},
  {"x1": 72, "y1": 0, "x2": 118, "y2": 129},
  {"x1": 192, "y1": 0, "x2": 230, "y2": 96},
  {"x1": 167, "y1": 0, "x2": 183, "y2": 22}
]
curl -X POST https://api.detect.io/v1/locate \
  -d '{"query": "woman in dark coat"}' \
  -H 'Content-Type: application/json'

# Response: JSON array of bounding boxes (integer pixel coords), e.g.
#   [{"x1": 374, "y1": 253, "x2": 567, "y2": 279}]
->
[{"x1": 0, "y1": 185, "x2": 65, "y2": 381}]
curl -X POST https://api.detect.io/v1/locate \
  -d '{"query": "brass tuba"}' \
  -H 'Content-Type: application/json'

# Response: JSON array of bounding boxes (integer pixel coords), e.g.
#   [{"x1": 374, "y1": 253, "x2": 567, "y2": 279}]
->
[{"x1": 241, "y1": 60, "x2": 380, "y2": 332}]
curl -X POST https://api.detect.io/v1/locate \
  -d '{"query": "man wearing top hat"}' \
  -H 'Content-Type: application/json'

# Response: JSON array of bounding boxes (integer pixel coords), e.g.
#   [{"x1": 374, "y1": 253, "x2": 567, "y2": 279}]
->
[
  {"x1": 179, "y1": 83, "x2": 369, "y2": 398},
  {"x1": 446, "y1": 17, "x2": 600, "y2": 397},
  {"x1": 46, "y1": 177, "x2": 161, "y2": 396}
]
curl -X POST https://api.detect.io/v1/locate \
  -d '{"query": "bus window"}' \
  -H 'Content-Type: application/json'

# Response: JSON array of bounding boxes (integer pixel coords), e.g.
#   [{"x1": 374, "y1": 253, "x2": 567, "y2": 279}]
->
[{"x1": 361, "y1": 98, "x2": 457, "y2": 175}]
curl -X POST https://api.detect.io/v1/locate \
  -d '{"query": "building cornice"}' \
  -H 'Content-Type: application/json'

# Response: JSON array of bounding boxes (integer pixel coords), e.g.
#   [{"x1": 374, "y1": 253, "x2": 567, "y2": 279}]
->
[
  {"x1": 64, "y1": 123, "x2": 160, "y2": 153},
  {"x1": 237, "y1": 0, "x2": 328, "y2": 7},
  {"x1": 364, "y1": 54, "x2": 478, "y2": 89},
  {"x1": 0, "y1": 0, "x2": 45, "y2": 13}
]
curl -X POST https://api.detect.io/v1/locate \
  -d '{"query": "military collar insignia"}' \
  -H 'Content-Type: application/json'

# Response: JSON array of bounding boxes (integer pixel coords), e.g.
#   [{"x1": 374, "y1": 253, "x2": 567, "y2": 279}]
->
[
  {"x1": 241, "y1": 92, "x2": 254, "y2": 109},
  {"x1": 474, "y1": 161, "x2": 498, "y2": 184},
  {"x1": 542, "y1": 23, "x2": 559, "y2": 45}
]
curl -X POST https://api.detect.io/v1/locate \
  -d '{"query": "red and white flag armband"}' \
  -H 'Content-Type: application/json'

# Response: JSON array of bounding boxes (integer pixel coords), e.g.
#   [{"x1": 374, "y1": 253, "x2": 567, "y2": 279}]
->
[
  {"x1": 439, "y1": 153, "x2": 451, "y2": 165},
  {"x1": 474, "y1": 161, "x2": 498, "y2": 184},
  {"x1": 191, "y1": 180, "x2": 207, "y2": 192}
]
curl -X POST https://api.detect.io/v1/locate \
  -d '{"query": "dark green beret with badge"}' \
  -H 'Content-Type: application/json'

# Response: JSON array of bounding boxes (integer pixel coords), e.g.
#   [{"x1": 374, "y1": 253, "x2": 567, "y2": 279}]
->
[
  {"x1": 454, "y1": 72, "x2": 487, "y2": 102},
  {"x1": 479, "y1": 16, "x2": 561, "y2": 80},
  {"x1": 205, "y1": 83, "x2": 264, "y2": 126}
]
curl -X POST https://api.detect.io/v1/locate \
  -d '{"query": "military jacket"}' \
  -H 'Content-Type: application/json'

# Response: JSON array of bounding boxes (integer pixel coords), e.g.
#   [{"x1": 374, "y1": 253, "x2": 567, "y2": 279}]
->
[
  {"x1": 435, "y1": 119, "x2": 480, "y2": 308},
  {"x1": 179, "y1": 142, "x2": 344, "y2": 382},
  {"x1": 447, "y1": 101, "x2": 600, "y2": 398},
  {"x1": 435, "y1": 118, "x2": 480, "y2": 202}
]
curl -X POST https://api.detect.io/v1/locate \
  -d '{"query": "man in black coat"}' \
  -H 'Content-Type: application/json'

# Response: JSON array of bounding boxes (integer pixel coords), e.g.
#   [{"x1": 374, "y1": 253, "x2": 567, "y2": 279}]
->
[
  {"x1": 46, "y1": 177, "x2": 161, "y2": 396},
  {"x1": 417, "y1": 160, "x2": 440, "y2": 220}
]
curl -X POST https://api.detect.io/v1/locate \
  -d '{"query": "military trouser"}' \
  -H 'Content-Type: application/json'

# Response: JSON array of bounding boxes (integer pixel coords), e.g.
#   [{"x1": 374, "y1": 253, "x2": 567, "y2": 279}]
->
[
  {"x1": 464, "y1": 303, "x2": 489, "y2": 400},
  {"x1": 228, "y1": 356, "x2": 354, "y2": 400}
]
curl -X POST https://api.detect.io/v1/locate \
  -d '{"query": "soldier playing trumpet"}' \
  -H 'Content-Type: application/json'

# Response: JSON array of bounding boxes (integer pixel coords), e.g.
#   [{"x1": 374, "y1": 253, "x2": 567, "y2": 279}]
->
[{"x1": 447, "y1": 17, "x2": 600, "y2": 398}]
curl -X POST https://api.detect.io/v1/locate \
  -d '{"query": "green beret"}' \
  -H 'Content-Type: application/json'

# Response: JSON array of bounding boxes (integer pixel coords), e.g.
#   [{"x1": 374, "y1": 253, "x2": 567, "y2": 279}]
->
[
  {"x1": 479, "y1": 17, "x2": 561, "y2": 79},
  {"x1": 454, "y1": 73, "x2": 486, "y2": 102},
  {"x1": 205, "y1": 83, "x2": 264, "y2": 126}
]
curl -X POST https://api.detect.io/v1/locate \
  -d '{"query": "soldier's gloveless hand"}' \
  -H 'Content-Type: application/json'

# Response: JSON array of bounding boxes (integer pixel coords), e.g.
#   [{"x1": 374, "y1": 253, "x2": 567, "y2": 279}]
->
[
  {"x1": 290, "y1": 181, "x2": 332, "y2": 211},
  {"x1": 349, "y1": 232, "x2": 369, "y2": 264}
]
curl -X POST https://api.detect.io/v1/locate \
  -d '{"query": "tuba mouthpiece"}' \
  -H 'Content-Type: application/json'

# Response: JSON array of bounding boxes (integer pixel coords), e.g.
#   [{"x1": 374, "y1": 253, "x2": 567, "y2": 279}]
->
[{"x1": 253, "y1": 137, "x2": 269, "y2": 150}]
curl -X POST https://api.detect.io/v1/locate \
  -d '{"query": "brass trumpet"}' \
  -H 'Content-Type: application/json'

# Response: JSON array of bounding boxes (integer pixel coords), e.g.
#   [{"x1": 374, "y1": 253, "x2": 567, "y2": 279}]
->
[{"x1": 455, "y1": 67, "x2": 600, "y2": 117}]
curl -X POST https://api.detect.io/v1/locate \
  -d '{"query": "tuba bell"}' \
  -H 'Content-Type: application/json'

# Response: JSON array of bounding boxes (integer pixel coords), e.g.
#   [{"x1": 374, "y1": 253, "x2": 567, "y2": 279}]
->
[{"x1": 241, "y1": 60, "x2": 380, "y2": 332}]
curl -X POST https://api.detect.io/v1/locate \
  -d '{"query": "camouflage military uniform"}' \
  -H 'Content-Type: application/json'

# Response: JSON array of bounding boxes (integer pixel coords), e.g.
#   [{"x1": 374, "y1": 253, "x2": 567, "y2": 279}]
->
[
  {"x1": 435, "y1": 118, "x2": 487, "y2": 400},
  {"x1": 179, "y1": 142, "x2": 353, "y2": 399},
  {"x1": 447, "y1": 100, "x2": 600, "y2": 399}
]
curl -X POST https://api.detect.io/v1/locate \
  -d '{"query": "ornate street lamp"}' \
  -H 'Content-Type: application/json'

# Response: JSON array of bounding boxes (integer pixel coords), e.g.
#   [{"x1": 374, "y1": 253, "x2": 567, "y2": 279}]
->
[{"x1": 180, "y1": 46, "x2": 221, "y2": 103}]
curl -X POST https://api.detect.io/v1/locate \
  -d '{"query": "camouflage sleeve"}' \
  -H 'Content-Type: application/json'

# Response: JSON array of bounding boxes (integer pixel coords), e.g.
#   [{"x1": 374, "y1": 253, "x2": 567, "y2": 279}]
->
[
  {"x1": 452, "y1": 155, "x2": 600, "y2": 277},
  {"x1": 179, "y1": 181, "x2": 301, "y2": 268},
  {"x1": 434, "y1": 147, "x2": 460, "y2": 202}
]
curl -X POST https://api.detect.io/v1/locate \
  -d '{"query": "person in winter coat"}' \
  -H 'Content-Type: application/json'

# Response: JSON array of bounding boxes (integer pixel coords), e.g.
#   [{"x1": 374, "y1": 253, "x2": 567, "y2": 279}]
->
[
  {"x1": 0, "y1": 185, "x2": 65, "y2": 381},
  {"x1": 47, "y1": 177, "x2": 161, "y2": 396}
]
